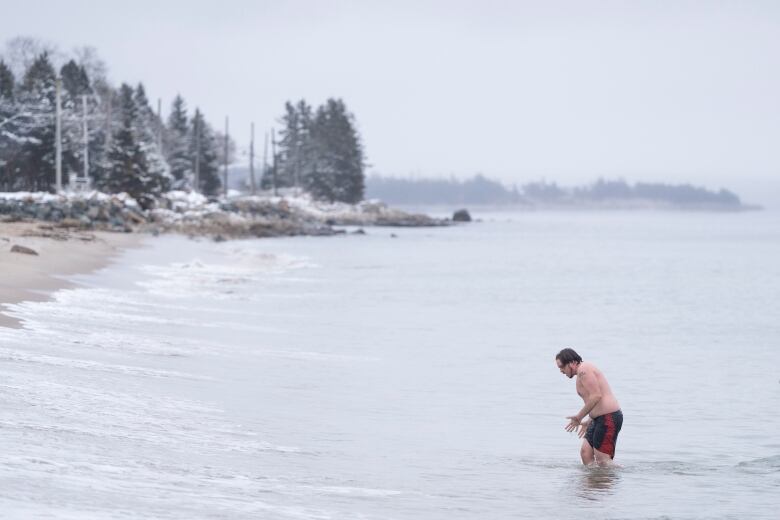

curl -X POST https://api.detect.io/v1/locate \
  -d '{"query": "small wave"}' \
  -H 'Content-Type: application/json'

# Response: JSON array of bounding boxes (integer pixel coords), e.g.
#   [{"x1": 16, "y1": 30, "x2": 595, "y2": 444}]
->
[
  {"x1": 0, "y1": 348, "x2": 211, "y2": 380},
  {"x1": 736, "y1": 455, "x2": 780, "y2": 474},
  {"x1": 259, "y1": 350, "x2": 381, "y2": 363},
  {"x1": 313, "y1": 485, "x2": 403, "y2": 498}
]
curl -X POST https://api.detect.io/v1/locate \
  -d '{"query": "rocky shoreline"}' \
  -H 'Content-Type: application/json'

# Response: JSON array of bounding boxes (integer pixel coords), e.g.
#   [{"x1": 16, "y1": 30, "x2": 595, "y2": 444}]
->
[{"x1": 0, "y1": 191, "x2": 451, "y2": 240}]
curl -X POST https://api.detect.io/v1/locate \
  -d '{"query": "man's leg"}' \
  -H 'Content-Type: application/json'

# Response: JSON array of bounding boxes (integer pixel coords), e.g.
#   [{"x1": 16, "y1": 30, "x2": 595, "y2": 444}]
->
[
  {"x1": 593, "y1": 448, "x2": 614, "y2": 466},
  {"x1": 580, "y1": 440, "x2": 595, "y2": 465}
]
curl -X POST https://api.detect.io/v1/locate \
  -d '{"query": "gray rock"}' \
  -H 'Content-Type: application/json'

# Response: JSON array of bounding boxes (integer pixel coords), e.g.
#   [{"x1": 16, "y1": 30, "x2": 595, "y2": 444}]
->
[
  {"x1": 11, "y1": 244, "x2": 38, "y2": 255},
  {"x1": 452, "y1": 209, "x2": 471, "y2": 222}
]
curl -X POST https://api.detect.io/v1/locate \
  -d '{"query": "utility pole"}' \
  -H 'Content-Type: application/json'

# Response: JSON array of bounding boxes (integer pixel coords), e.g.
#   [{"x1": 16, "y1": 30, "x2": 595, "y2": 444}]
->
[
  {"x1": 55, "y1": 76, "x2": 62, "y2": 192},
  {"x1": 263, "y1": 131, "x2": 268, "y2": 194},
  {"x1": 249, "y1": 122, "x2": 256, "y2": 195},
  {"x1": 82, "y1": 95, "x2": 89, "y2": 183},
  {"x1": 271, "y1": 127, "x2": 278, "y2": 197},
  {"x1": 194, "y1": 112, "x2": 200, "y2": 193},
  {"x1": 105, "y1": 93, "x2": 112, "y2": 150},
  {"x1": 157, "y1": 98, "x2": 163, "y2": 153},
  {"x1": 294, "y1": 131, "x2": 300, "y2": 191},
  {"x1": 223, "y1": 116, "x2": 229, "y2": 198}
]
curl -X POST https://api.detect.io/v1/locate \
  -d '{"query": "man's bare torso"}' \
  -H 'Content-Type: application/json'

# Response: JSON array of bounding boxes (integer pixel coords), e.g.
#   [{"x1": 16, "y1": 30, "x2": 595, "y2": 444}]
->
[{"x1": 576, "y1": 361, "x2": 620, "y2": 418}]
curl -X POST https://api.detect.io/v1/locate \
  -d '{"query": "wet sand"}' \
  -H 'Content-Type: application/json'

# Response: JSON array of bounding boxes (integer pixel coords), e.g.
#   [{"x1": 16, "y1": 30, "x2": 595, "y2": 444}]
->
[{"x1": 0, "y1": 222, "x2": 144, "y2": 328}]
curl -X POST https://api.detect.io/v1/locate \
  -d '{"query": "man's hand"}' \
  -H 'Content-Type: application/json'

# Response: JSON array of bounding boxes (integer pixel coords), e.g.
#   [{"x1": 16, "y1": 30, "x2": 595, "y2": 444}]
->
[
  {"x1": 577, "y1": 417, "x2": 591, "y2": 438},
  {"x1": 565, "y1": 415, "x2": 581, "y2": 432}
]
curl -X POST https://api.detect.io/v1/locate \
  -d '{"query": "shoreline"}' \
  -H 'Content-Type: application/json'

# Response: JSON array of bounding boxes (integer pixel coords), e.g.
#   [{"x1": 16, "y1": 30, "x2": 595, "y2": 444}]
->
[{"x1": 0, "y1": 222, "x2": 144, "y2": 328}]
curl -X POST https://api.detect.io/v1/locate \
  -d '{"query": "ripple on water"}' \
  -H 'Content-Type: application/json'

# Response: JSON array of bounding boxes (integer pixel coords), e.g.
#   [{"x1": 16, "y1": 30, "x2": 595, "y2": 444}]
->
[{"x1": 735, "y1": 455, "x2": 780, "y2": 474}]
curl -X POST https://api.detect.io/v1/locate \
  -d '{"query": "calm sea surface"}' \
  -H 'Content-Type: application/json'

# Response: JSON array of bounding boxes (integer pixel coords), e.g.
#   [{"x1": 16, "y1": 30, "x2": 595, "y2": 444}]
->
[{"x1": 1, "y1": 210, "x2": 778, "y2": 519}]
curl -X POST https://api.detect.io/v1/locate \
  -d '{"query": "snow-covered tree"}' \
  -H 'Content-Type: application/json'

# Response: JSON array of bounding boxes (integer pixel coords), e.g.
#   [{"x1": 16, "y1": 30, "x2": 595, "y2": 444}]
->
[
  {"x1": 276, "y1": 101, "x2": 301, "y2": 188},
  {"x1": 134, "y1": 83, "x2": 171, "y2": 187},
  {"x1": 0, "y1": 60, "x2": 18, "y2": 189},
  {"x1": 189, "y1": 108, "x2": 221, "y2": 196},
  {"x1": 275, "y1": 99, "x2": 316, "y2": 190},
  {"x1": 73, "y1": 45, "x2": 113, "y2": 186},
  {"x1": 270, "y1": 98, "x2": 364, "y2": 202},
  {"x1": 15, "y1": 52, "x2": 57, "y2": 191},
  {"x1": 57, "y1": 60, "x2": 96, "y2": 186},
  {"x1": 3, "y1": 37, "x2": 61, "y2": 80},
  {"x1": 305, "y1": 98, "x2": 364, "y2": 203},
  {"x1": 0, "y1": 60, "x2": 13, "y2": 100},
  {"x1": 103, "y1": 84, "x2": 167, "y2": 208},
  {"x1": 60, "y1": 59, "x2": 90, "y2": 99},
  {"x1": 165, "y1": 94, "x2": 191, "y2": 186}
]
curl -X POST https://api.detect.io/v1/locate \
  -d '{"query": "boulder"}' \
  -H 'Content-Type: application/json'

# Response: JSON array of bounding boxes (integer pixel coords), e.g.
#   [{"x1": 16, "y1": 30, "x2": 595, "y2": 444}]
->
[
  {"x1": 452, "y1": 209, "x2": 471, "y2": 222},
  {"x1": 11, "y1": 244, "x2": 38, "y2": 256}
]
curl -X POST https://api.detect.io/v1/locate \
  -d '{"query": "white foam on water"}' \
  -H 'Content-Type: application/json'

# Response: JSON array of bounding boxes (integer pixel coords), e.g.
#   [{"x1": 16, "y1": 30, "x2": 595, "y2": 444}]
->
[
  {"x1": 312, "y1": 486, "x2": 403, "y2": 498},
  {"x1": 0, "y1": 237, "x2": 341, "y2": 518},
  {"x1": 136, "y1": 248, "x2": 319, "y2": 302},
  {"x1": 0, "y1": 346, "x2": 209, "y2": 380}
]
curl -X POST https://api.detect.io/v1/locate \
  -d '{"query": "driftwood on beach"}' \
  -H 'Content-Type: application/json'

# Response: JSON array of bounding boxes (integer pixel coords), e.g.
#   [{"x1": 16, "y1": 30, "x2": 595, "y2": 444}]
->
[{"x1": 0, "y1": 191, "x2": 450, "y2": 240}]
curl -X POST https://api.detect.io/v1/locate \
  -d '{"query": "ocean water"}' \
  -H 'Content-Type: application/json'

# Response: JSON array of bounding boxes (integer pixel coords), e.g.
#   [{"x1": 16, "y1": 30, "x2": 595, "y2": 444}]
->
[{"x1": 1, "y1": 210, "x2": 778, "y2": 519}]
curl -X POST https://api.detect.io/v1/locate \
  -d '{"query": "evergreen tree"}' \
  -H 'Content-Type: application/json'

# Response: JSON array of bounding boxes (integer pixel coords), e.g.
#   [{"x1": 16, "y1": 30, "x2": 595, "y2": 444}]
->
[
  {"x1": 165, "y1": 94, "x2": 191, "y2": 186},
  {"x1": 17, "y1": 52, "x2": 57, "y2": 190},
  {"x1": 277, "y1": 101, "x2": 300, "y2": 188},
  {"x1": 304, "y1": 98, "x2": 364, "y2": 203},
  {"x1": 21, "y1": 52, "x2": 57, "y2": 100},
  {"x1": 134, "y1": 83, "x2": 171, "y2": 188},
  {"x1": 0, "y1": 60, "x2": 14, "y2": 100},
  {"x1": 60, "y1": 59, "x2": 91, "y2": 99},
  {"x1": 88, "y1": 86, "x2": 119, "y2": 189},
  {"x1": 0, "y1": 60, "x2": 17, "y2": 190},
  {"x1": 58, "y1": 60, "x2": 95, "y2": 186},
  {"x1": 104, "y1": 84, "x2": 167, "y2": 208},
  {"x1": 189, "y1": 108, "x2": 221, "y2": 196}
]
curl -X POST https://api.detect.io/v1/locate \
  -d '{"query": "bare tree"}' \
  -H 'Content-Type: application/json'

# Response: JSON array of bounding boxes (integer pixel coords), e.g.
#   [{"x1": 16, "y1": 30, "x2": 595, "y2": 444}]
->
[{"x1": 3, "y1": 36, "x2": 63, "y2": 79}]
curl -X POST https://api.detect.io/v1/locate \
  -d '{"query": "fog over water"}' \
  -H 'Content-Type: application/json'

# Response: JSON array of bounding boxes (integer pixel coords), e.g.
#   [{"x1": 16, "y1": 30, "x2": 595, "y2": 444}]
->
[{"x1": 1, "y1": 210, "x2": 778, "y2": 518}]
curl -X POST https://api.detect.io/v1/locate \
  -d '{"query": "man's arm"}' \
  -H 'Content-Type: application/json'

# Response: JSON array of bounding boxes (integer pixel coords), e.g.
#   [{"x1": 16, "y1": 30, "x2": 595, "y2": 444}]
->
[{"x1": 564, "y1": 369, "x2": 602, "y2": 431}]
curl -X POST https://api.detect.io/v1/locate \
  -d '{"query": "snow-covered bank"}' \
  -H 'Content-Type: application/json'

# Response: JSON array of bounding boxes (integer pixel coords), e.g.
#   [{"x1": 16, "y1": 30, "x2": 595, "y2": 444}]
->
[{"x1": 0, "y1": 191, "x2": 449, "y2": 239}]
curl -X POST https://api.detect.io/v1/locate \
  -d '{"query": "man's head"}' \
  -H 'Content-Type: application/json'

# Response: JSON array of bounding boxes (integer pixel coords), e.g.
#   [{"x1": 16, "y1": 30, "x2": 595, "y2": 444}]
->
[{"x1": 555, "y1": 348, "x2": 582, "y2": 379}]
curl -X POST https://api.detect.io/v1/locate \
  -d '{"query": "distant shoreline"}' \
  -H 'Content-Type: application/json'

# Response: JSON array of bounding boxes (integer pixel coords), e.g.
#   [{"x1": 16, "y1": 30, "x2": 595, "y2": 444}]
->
[
  {"x1": 388, "y1": 201, "x2": 762, "y2": 215},
  {"x1": 365, "y1": 175, "x2": 757, "y2": 211}
]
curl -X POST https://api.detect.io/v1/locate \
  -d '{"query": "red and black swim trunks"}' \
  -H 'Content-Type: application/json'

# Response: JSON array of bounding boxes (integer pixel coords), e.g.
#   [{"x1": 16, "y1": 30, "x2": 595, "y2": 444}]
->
[{"x1": 584, "y1": 410, "x2": 623, "y2": 458}]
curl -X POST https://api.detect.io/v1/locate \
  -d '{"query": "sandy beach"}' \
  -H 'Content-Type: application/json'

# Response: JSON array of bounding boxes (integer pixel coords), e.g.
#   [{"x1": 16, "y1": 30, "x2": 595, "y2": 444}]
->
[{"x1": 0, "y1": 222, "x2": 144, "y2": 328}]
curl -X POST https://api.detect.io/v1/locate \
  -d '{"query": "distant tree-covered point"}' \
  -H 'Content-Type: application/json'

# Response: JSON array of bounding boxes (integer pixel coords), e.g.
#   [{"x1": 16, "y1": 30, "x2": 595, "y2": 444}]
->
[{"x1": 366, "y1": 175, "x2": 754, "y2": 210}]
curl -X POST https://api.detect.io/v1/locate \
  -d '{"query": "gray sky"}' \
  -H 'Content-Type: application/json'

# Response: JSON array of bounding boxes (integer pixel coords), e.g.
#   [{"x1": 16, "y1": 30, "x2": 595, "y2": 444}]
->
[{"x1": 3, "y1": 0, "x2": 780, "y2": 205}]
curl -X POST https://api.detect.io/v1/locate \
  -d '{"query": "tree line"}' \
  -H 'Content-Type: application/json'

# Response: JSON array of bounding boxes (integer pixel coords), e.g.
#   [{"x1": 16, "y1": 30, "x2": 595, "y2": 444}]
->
[
  {"x1": 366, "y1": 175, "x2": 744, "y2": 208},
  {"x1": 0, "y1": 37, "x2": 366, "y2": 207}
]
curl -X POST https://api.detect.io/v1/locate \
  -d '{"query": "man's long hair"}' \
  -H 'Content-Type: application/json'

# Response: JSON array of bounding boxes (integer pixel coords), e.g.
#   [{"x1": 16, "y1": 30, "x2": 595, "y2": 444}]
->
[{"x1": 555, "y1": 348, "x2": 582, "y2": 365}]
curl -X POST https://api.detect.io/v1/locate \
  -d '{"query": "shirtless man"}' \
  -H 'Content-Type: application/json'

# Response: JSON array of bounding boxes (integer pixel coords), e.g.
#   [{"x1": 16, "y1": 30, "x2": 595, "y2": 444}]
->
[{"x1": 555, "y1": 348, "x2": 623, "y2": 465}]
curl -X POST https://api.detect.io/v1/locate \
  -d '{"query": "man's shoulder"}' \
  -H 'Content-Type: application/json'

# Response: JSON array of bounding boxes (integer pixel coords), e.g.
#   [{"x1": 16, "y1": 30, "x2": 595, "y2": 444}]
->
[{"x1": 577, "y1": 361, "x2": 602, "y2": 378}]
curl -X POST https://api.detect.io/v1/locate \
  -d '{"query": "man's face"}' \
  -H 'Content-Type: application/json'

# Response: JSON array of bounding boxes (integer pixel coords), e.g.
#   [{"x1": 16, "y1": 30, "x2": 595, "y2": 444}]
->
[{"x1": 557, "y1": 360, "x2": 575, "y2": 379}]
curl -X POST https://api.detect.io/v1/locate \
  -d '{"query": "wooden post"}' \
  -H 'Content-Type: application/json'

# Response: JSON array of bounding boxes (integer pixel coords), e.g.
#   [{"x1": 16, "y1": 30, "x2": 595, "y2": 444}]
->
[
  {"x1": 194, "y1": 111, "x2": 200, "y2": 192},
  {"x1": 271, "y1": 127, "x2": 278, "y2": 197},
  {"x1": 82, "y1": 95, "x2": 89, "y2": 182},
  {"x1": 55, "y1": 77, "x2": 62, "y2": 192},
  {"x1": 223, "y1": 116, "x2": 229, "y2": 197},
  {"x1": 263, "y1": 131, "x2": 268, "y2": 193},
  {"x1": 157, "y1": 98, "x2": 163, "y2": 153},
  {"x1": 249, "y1": 122, "x2": 256, "y2": 195}
]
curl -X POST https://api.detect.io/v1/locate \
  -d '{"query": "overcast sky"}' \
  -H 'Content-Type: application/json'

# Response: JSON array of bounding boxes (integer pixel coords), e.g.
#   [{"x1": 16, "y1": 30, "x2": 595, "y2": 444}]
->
[{"x1": 3, "y1": 0, "x2": 780, "y2": 204}]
